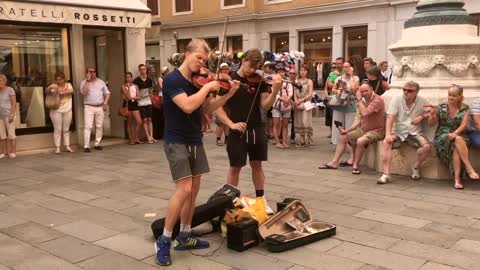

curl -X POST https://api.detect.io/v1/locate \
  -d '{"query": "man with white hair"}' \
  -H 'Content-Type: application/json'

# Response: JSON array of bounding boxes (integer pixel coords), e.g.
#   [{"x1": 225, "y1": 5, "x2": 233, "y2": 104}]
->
[{"x1": 378, "y1": 81, "x2": 431, "y2": 184}]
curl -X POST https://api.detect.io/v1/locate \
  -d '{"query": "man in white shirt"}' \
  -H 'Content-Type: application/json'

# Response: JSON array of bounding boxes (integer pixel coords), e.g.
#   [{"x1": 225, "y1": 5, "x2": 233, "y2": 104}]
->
[
  {"x1": 80, "y1": 67, "x2": 111, "y2": 152},
  {"x1": 378, "y1": 81, "x2": 431, "y2": 184}
]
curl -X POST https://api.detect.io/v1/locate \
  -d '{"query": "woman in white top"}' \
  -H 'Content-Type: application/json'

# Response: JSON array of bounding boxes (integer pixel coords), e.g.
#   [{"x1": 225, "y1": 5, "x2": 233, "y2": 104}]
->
[
  {"x1": 272, "y1": 67, "x2": 293, "y2": 148},
  {"x1": 46, "y1": 72, "x2": 74, "y2": 154},
  {"x1": 121, "y1": 72, "x2": 142, "y2": 145},
  {"x1": 0, "y1": 74, "x2": 16, "y2": 159}
]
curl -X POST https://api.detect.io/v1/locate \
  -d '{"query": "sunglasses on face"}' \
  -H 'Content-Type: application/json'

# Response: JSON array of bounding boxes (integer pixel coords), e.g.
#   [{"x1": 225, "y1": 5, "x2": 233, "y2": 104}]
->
[
  {"x1": 403, "y1": 88, "x2": 416, "y2": 93},
  {"x1": 451, "y1": 83, "x2": 463, "y2": 91},
  {"x1": 87, "y1": 70, "x2": 96, "y2": 73}
]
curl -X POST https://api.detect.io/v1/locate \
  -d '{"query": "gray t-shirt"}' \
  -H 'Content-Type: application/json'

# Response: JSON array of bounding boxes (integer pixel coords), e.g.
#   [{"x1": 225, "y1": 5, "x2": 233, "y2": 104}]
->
[
  {"x1": 0, "y1": 87, "x2": 15, "y2": 117},
  {"x1": 79, "y1": 78, "x2": 110, "y2": 105},
  {"x1": 387, "y1": 95, "x2": 428, "y2": 140},
  {"x1": 468, "y1": 98, "x2": 480, "y2": 132}
]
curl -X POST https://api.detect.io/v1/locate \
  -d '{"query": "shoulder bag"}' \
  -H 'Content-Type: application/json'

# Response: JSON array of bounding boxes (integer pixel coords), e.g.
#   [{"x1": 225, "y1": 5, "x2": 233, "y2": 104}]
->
[{"x1": 45, "y1": 91, "x2": 61, "y2": 110}]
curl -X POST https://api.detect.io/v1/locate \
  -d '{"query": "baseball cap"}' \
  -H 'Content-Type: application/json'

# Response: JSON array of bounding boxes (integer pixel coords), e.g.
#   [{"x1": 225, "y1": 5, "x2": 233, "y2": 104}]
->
[{"x1": 220, "y1": 63, "x2": 229, "y2": 69}]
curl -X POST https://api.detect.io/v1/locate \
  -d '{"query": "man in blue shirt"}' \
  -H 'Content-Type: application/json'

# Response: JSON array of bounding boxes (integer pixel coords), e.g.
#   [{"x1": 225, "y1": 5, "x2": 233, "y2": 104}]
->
[{"x1": 155, "y1": 38, "x2": 240, "y2": 267}]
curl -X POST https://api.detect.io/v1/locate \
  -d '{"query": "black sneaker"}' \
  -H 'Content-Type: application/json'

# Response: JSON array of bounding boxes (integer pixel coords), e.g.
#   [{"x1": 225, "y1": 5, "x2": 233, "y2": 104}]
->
[
  {"x1": 83, "y1": 147, "x2": 91, "y2": 153},
  {"x1": 94, "y1": 145, "x2": 103, "y2": 150}
]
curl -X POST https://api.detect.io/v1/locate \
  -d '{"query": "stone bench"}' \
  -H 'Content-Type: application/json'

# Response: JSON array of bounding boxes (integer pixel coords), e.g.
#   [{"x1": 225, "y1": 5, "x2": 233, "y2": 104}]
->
[{"x1": 361, "y1": 141, "x2": 480, "y2": 180}]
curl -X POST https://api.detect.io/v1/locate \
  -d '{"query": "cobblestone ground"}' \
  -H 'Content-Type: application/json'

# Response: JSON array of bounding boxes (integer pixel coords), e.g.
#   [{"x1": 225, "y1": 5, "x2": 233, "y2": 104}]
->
[{"x1": 2, "y1": 117, "x2": 480, "y2": 270}]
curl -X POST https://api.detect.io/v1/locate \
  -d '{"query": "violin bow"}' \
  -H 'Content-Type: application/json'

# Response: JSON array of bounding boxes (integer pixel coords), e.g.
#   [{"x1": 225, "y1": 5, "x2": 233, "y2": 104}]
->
[{"x1": 215, "y1": 16, "x2": 229, "y2": 79}]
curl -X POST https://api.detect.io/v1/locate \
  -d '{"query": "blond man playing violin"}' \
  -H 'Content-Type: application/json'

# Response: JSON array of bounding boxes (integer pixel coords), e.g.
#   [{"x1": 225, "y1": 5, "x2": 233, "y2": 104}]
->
[
  {"x1": 155, "y1": 38, "x2": 240, "y2": 267},
  {"x1": 214, "y1": 48, "x2": 283, "y2": 215}
]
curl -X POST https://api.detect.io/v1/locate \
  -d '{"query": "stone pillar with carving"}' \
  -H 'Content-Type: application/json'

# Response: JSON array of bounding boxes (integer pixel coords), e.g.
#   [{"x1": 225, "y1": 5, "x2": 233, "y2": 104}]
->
[{"x1": 367, "y1": 0, "x2": 480, "y2": 179}]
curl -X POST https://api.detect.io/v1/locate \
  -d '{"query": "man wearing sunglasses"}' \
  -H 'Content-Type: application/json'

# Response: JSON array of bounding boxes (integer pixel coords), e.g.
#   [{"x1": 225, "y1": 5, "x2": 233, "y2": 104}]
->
[
  {"x1": 80, "y1": 67, "x2": 111, "y2": 152},
  {"x1": 378, "y1": 81, "x2": 431, "y2": 184}
]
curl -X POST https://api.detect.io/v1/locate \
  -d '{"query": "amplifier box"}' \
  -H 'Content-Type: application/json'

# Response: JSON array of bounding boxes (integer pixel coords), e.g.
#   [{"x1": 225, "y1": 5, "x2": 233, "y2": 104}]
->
[{"x1": 227, "y1": 218, "x2": 259, "y2": 252}]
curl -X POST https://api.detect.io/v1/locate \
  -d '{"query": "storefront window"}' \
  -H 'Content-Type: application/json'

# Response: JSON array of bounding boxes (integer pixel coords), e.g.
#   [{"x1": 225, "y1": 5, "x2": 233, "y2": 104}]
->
[
  {"x1": 176, "y1": 38, "x2": 192, "y2": 53},
  {"x1": 343, "y1": 26, "x2": 368, "y2": 61},
  {"x1": 226, "y1": 35, "x2": 242, "y2": 54},
  {"x1": 204, "y1": 37, "x2": 219, "y2": 51},
  {"x1": 270, "y1": 32, "x2": 289, "y2": 53},
  {"x1": 0, "y1": 24, "x2": 71, "y2": 133},
  {"x1": 299, "y1": 29, "x2": 333, "y2": 65}
]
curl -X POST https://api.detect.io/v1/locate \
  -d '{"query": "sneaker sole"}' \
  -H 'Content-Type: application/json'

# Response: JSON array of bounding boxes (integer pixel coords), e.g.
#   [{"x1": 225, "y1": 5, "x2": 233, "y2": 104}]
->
[
  {"x1": 173, "y1": 244, "x2": 210, "y2": 251},
  {"x1": 154, "y1": 242, "x2": 172, "y2": 266}
]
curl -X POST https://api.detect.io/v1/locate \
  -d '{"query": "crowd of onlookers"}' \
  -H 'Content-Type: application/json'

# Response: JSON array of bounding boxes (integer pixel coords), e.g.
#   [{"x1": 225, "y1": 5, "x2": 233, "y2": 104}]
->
[
  {"x1": 1, "y1": 53, "x2": 480, "y2": 189},
  {"x1": 317, "y1": 57, "x2": 480, "y2": 190}
]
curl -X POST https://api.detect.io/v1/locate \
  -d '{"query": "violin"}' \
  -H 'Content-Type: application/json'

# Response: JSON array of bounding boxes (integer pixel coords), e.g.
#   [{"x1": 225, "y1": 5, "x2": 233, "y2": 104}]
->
[{"x1": 192, "y1": 68, "x2": 248, "y2": 93}]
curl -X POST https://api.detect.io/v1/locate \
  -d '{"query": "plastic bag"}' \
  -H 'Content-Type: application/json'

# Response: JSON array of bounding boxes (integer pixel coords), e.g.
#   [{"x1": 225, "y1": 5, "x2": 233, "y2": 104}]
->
[{"x1": 237, "y1": 196, "x2": 269, "y2": 225}]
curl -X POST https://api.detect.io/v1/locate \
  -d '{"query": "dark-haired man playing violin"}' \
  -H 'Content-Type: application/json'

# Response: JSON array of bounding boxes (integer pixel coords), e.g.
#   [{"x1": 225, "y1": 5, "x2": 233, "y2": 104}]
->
[{"x1": 214, "y1": 48, "x2": 283, "y2": 214}]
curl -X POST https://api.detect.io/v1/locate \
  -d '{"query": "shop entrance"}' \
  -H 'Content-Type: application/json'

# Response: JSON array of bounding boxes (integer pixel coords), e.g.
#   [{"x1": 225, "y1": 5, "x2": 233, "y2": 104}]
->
[{"x1": 82, "y1": 28, "x2": 125, "y2": 139}]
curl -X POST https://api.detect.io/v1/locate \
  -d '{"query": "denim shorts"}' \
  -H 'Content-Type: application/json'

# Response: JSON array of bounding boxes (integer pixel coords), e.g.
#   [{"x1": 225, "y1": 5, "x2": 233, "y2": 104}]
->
[{"x1": 272, "y1": 109, "x2": 291, "y2": 118}]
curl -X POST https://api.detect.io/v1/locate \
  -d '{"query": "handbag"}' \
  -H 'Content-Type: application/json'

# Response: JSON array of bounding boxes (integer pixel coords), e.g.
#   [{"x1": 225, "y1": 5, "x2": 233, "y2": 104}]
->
[
  {"x1": 45, "y1": 93, "x2": 61, "y2": 110},
  {"x1": 118, "y1": 104, "x2": 129, "y2": 118},
  {"x1": 151, "y1": 95, "x2": 163, "y2": 110}
]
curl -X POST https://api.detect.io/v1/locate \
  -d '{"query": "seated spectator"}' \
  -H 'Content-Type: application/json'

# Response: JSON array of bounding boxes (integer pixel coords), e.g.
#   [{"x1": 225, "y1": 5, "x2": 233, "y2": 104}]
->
[
  {"x1": 319, "y1": 83, "x2": 385, "y2": 174},
  {"x1": 426, "y1": 84, "x2": 479, "y2": 189},
  {"x1": 468, "y1": 97, "x2": 480, "y2": 148},
  {"x1": 378, "y1": 81, "x2": 431, "y2": 184}
]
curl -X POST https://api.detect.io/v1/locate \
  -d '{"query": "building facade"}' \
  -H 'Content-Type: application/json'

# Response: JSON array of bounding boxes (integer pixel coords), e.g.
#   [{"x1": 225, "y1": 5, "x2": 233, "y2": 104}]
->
[
  {"x1": 0, "y1": 0, "x2": 151, "y2": 151},
  {"x1": 146, "y1": 0, "x2": 480, "y2": 70}
]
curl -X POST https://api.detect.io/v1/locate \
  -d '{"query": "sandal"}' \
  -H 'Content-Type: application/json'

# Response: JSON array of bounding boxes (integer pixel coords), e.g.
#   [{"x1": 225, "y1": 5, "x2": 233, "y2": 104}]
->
[
  {"x1": 318, "y1": 164, "x2": 338, "y2": 169},
  {"x1": 339, "y1": 161, "x2": 353, "y2": 167},
  {"x1": 467, "y1": 171, "x2": 480, "y2": 180},
  {"x1": 454, "y1": 181, "x2": 464, "y2": 190},
  {"x1": 275, "y1": 144, "x2": 285, "y2": 149},
  {"x1": 352, "y1": 168, "x2": 361, "y2": 174}
]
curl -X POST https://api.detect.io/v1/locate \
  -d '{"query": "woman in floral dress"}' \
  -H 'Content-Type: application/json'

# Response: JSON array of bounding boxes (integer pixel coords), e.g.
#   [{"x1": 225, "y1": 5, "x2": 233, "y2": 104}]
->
[{"x1": 427, "y1": 84, "x2": 479, "y2": 189}]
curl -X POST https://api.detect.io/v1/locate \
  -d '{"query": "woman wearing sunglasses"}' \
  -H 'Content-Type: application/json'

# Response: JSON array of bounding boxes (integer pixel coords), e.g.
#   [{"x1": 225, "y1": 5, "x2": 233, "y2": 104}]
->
[{"x1": 425, "y1": 84, "x2": 479, "y2": 189}]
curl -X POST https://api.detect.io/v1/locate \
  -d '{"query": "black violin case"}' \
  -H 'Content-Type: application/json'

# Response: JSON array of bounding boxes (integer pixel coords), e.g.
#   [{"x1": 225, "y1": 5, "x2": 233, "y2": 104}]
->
[
  {"x1": 151, "y1": 184, "x2": 240, "y2": 240},
  {"x1": 258, "y1": 200, "x2": 336, "y2": 252}
]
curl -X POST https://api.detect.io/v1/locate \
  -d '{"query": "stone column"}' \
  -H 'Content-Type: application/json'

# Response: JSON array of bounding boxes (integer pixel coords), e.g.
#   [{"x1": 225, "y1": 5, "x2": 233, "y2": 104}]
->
[
  {"x1": 332, "y1": 26, "x2": 343, "y2": 60},
  {"x1": 69, "y1": 24, "x2": 86, "y2": 146},
  {"x1": 367, "y1": 22, "x2": 377, "y2": 60}
]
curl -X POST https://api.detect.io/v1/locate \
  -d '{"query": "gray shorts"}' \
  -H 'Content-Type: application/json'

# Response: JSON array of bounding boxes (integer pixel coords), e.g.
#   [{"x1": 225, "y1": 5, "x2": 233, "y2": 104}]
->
[{"x1": 164, "y1": 143, "x2": 210, "y2": 182}]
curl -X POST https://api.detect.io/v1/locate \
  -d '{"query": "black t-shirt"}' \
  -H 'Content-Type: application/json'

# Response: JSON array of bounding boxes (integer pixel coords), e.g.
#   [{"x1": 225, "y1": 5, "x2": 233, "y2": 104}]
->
[
  {"x1": 225, "y1": 71, "x2": 270, "y2": 128},
  {"x1": 359, "y1": 72, "x2": 368, "y2": 82},
  {"x1": 133, "y1": 77, "x2": 153, "y2": 90},
  {"x1": 368, "y1": 79, "x2": 385, "y2": 96}
]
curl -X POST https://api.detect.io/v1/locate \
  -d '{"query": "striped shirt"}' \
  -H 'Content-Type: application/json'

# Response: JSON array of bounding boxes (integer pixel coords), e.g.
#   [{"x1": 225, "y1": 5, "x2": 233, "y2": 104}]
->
[{"x1": 359, "y1": 94, "x2": 385, "y2": 132}]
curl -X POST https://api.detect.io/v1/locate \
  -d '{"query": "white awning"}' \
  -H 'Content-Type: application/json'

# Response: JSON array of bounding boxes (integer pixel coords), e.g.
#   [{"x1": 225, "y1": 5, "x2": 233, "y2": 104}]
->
[{"x1": 0, "y1": 0, "x2": 151, "y2": 28}]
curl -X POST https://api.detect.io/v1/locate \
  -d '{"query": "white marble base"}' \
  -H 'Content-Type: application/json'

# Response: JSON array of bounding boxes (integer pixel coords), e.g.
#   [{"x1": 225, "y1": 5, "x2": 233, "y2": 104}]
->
[{"x1": 361, "y1": 141, "x2": 480, "y2": 180}]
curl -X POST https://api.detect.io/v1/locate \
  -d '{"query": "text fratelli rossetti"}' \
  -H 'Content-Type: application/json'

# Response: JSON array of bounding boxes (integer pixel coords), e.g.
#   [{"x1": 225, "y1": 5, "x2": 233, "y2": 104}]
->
[{"x1": 0, "y1": 7, "x2": 137, "y2": 24}]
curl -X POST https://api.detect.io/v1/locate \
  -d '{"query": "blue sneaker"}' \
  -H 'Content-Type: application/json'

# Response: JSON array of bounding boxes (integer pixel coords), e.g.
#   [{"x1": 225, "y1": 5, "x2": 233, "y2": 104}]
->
[
  {"x1": 173, "y1": 236, "x2": 210, "y2": 251},
  {"x1": 155, "y1": 237, "x2": 172, "y2": 266}
]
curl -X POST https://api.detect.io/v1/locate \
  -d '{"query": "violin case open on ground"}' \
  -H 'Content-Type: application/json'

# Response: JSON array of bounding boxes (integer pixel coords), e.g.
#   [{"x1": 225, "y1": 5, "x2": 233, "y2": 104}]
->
[{"x1": 258, "y1": 200, "x2": 336, "y2": 252}]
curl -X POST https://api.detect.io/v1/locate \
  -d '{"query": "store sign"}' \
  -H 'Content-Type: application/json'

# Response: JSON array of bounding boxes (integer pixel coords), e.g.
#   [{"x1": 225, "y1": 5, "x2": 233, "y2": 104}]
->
[{"x1": 0, "y1": 1, "x2": 151, "y2": 28}]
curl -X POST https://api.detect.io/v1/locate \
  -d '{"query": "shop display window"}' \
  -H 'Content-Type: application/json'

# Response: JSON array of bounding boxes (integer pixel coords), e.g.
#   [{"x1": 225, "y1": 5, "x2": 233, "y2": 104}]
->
[
  {"x1": 270, "y1": 32, "x2": 289, "y2": 53},
  {"x1": 0, "y1": 24, "x2": 71, "y2": 134}
]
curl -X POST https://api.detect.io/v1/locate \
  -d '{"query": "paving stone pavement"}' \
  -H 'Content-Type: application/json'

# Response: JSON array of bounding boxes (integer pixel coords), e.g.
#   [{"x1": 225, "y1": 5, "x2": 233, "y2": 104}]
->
[{"x1": 2, "y1": 118, "x2": 480, "y2": 270}]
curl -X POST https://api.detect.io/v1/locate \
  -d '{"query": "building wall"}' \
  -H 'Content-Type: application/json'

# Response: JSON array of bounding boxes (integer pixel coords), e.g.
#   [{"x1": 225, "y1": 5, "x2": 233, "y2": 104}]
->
[{"x1": 148, "y1": 0, "x2": 480, "y2": 69}]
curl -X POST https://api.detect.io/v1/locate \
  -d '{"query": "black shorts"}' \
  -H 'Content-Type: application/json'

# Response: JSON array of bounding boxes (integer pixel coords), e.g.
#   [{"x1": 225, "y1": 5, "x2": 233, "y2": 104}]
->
[
  {"x1": 139, "y1": 105, "x2": 152, "y2": 119},
  {"x1": 128, "y1": 100, "x2": 139, "y2": 111},
  {"x1": 227, "y1": 126, "x2": 268, "y2": 167},
  {"x1": 267, "y1": 108, "x2": 273, "y2": 118}
]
